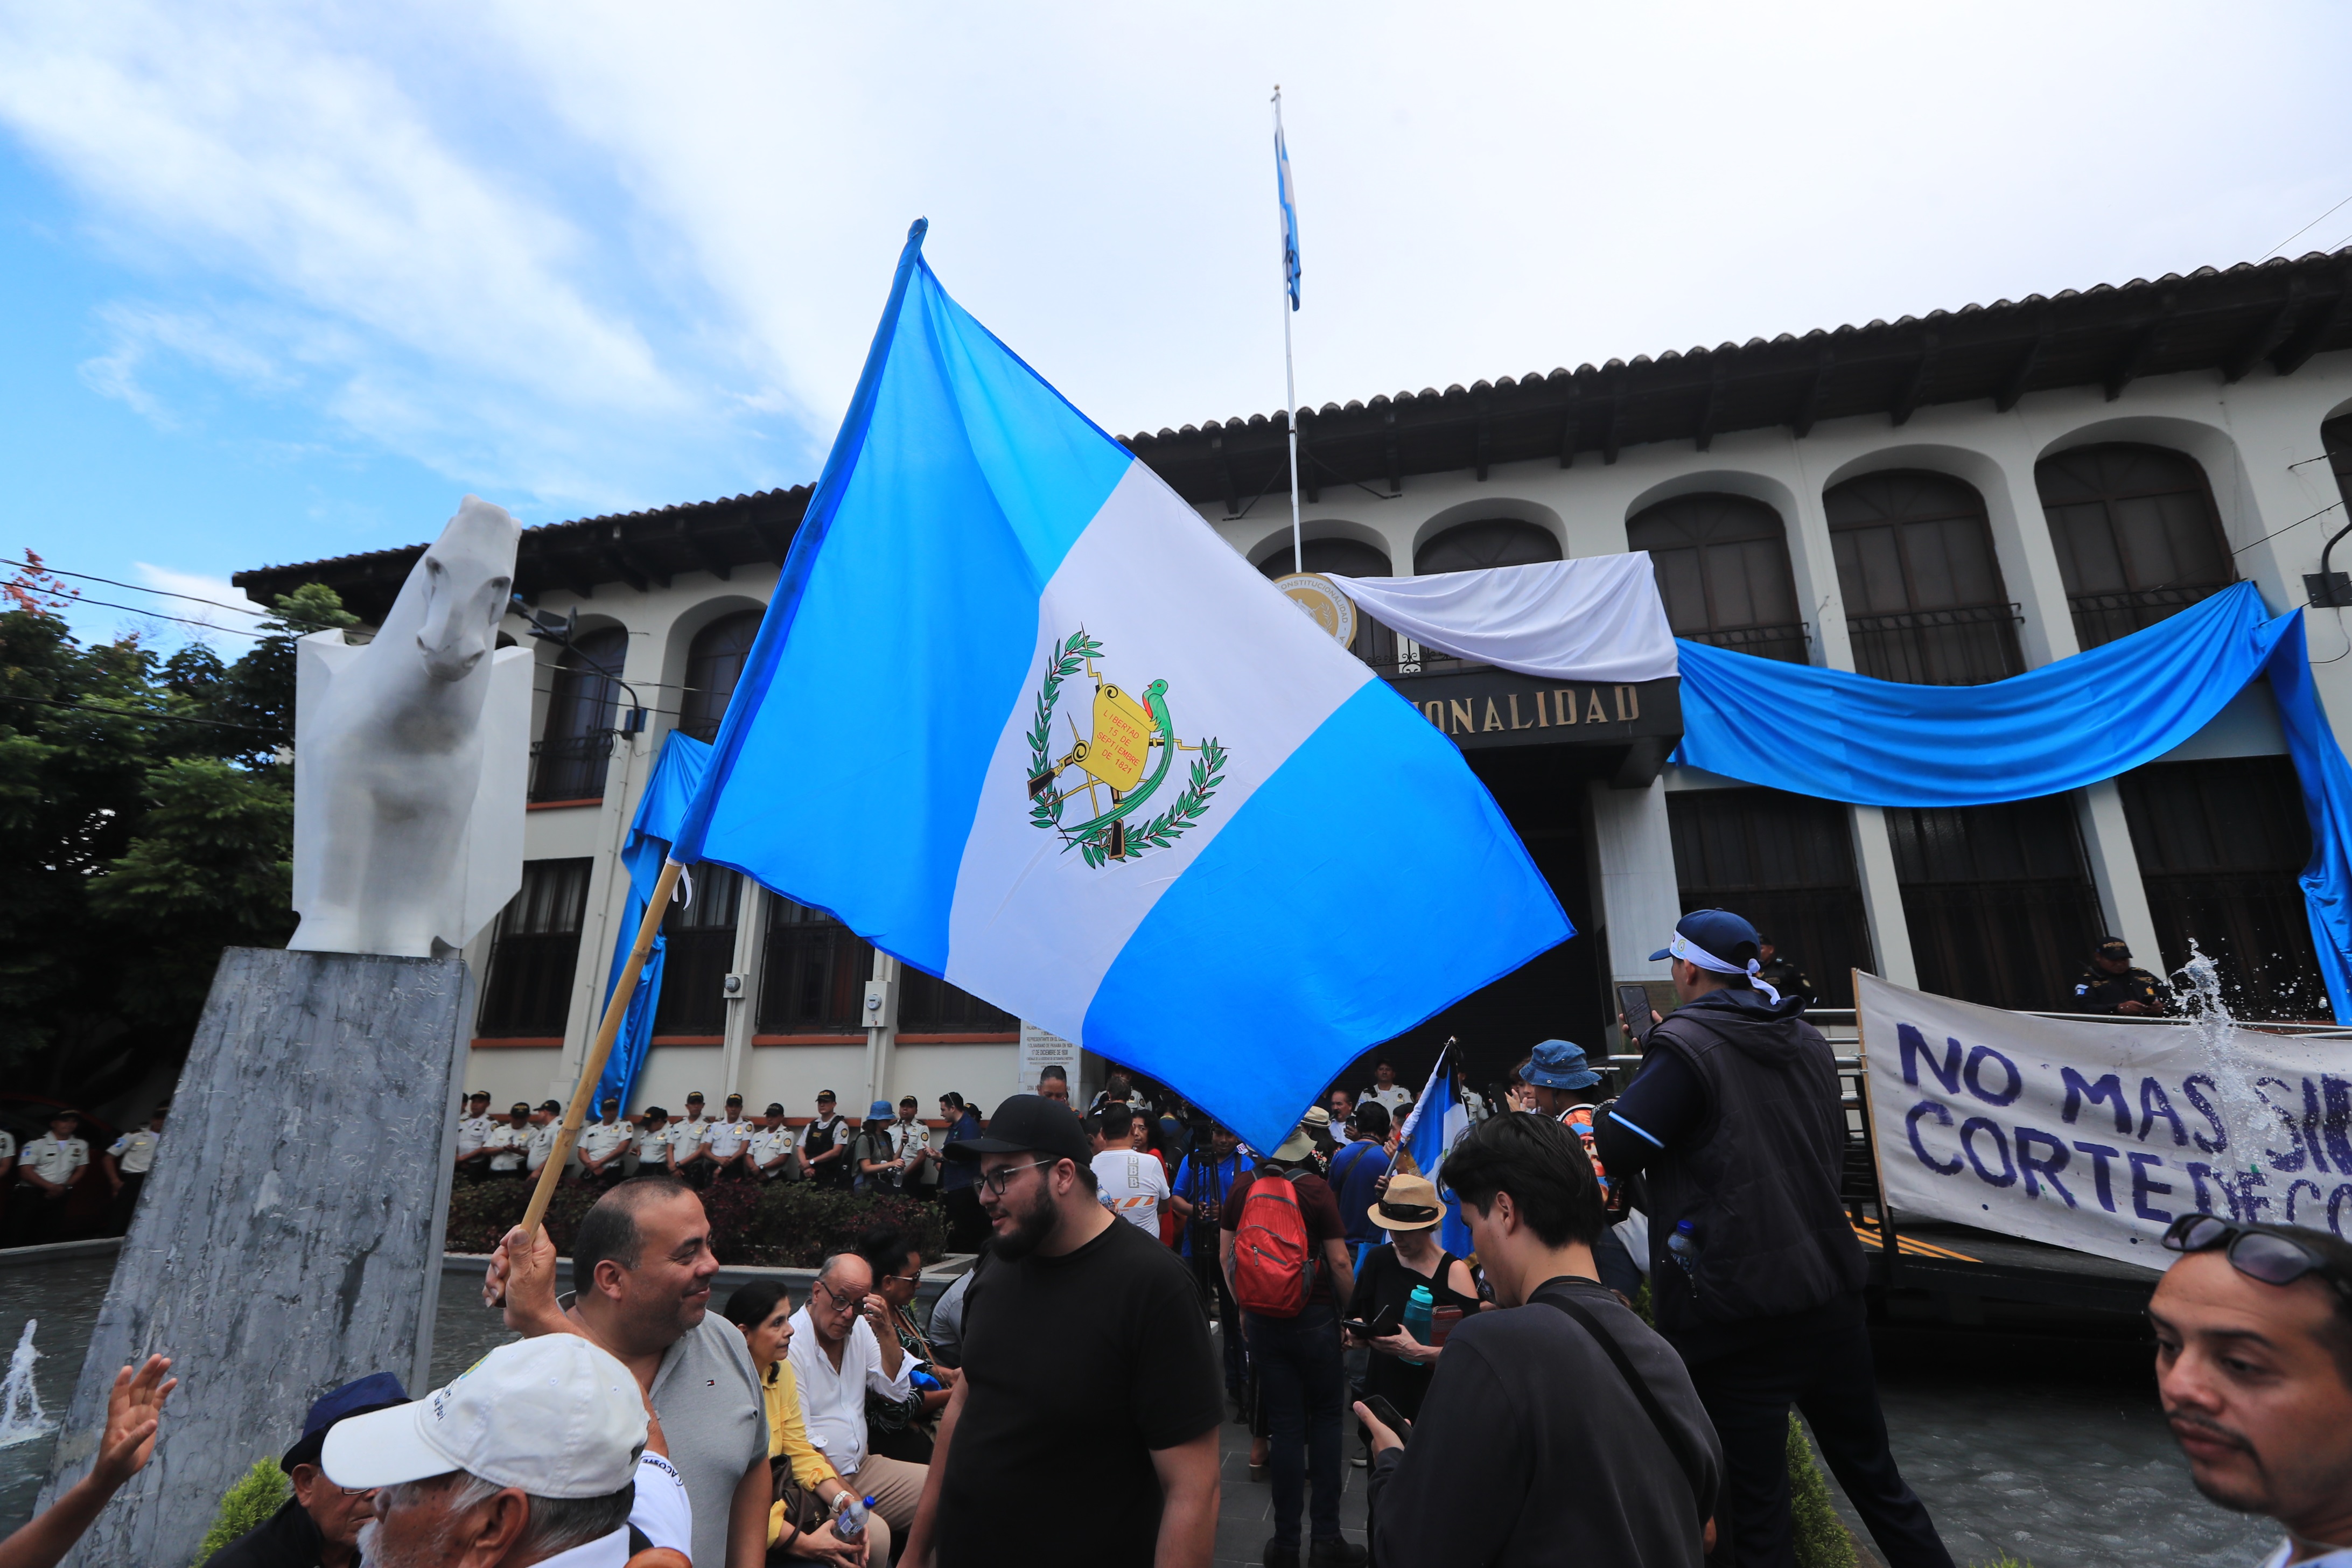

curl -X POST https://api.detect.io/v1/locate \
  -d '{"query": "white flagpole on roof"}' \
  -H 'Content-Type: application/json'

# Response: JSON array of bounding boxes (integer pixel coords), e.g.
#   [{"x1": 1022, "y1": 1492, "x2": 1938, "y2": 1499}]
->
[{"x1": 1273, "y1": 85, "x2": 1303, "y2": 575}]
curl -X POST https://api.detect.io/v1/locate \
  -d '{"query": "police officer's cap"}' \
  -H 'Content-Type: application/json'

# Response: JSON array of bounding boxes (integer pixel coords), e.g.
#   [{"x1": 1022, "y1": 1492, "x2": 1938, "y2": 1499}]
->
[
  {"x1": 466, "y1": 1090, "x2": 489, "y2": 1102},
  {"x1": 643, "y1": 1105, "x2": 668, "y2": 1119},
  {"x1": 765, "y1": 1102, "x2": 786, "y2": 1116},
  {"x1": 685, "y1": 1091, "x2": 705, "y2": 1102},
  {"x1": 725, "y1": 1093, "x2": 744, "y2": 1104},
  {"x1": 2097, "y1": 938, "x2": 2132, "y2": 961},
  {"x1": 509, "y1": 1102, "x2": 530, "y2": 1116},
  {"x1": 540, "y1": 1100, "x2": 563, "y2": 1114}
]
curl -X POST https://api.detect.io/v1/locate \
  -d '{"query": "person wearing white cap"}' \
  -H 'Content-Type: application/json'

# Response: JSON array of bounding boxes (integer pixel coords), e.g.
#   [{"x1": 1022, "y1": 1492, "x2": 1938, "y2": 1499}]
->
[{"x1": 323, "y1": 1335, "x2": 650, "y2": 1568}]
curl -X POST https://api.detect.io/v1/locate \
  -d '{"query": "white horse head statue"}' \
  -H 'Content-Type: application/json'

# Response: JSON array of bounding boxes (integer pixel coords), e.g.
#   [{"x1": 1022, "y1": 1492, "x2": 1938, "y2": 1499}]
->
[{"x1": 288, "y1": 496, "x2": 532, "y2": 958}]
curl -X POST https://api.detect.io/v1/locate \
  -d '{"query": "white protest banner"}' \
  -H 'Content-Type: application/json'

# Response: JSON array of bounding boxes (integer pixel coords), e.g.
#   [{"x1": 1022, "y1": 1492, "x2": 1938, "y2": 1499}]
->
[{"x1": 1859, "y1": 971, "x2": 2352, "y2": 1269}]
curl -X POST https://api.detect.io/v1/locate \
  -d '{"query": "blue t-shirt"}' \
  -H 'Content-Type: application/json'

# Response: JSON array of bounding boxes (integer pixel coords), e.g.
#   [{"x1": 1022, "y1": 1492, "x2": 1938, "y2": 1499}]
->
[
  {"x1": 941, "y1": 1109, "x2": 983, "y2": 1190},
  {"x1": 1328, "y1": 1138, "x2": 1393, "y2": 1245},
  {"x1": 1171, "y1": 1152, "x2": 1247, "y2": 1258}
]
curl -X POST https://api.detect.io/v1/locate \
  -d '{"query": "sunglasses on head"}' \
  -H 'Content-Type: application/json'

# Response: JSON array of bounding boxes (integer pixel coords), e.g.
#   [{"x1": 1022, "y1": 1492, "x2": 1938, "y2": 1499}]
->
[{"x1": 2162, "y1": 1213, "x2": 2352, "y2": 1298}]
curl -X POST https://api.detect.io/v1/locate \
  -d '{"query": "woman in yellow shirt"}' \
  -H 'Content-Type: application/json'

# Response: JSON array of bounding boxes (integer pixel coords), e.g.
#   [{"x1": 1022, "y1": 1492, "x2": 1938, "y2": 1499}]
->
[{"x1": 723, "y1": 1279, "x2": 866, "y2": 1563}]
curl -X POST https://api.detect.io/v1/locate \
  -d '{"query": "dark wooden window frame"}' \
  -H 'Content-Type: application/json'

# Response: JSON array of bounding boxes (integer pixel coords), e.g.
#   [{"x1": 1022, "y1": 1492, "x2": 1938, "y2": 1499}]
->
[
  {"x1": 2034, "y1": 443, "x2": 2235, "y2": 649},
  {"x1": 1628, "y1": 493, "x2": 1809, "y2": 663},
  {"x1": 1827, "y1": 471, "x2": 2024, "y2": 686}
]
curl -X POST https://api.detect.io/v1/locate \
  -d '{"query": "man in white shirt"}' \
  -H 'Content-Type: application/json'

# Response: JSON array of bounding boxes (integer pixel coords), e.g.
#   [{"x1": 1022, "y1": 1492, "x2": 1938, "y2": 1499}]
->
[
  {"x1": 9, "y1": 1110, "x2": 89, "y2": 1245},
  {"x1": 485, "y1": 1103, "x2": 532, "y2": 1179},
  {"x1": 705, "y1": 1093, "x2": 754, "y2": 1182},
  {"x1": 577, "y1": 1097, "x2": 633, "y2": 1188},
  {"x1": 2151, "y1": 1216, "x2": 2352, "y2": 1568},
  {"x1": 1090, "y1": 1104, "x2": 1168, "y2": 1235},
  {"x1": 102, "y1": 1103, "x2": 165, "y2": 1234},
  {"x1": 788, "y1": 1251, "x2": 923, "y2": 1555},
  {"x1": 673, "y1": 1093, "x2": 715, "y2": 1187},
  {"x1": 1361, "y1": 1061, "x2": 1415, "y2": 1117},
  {"x1": 749, "y1": 1104, "x2": 798, "y2": 1182},
  {"x1": 453, "y1": 1090, "x2": 496, "y2": 1183},
  {"x1": 524, "y1": 1100, "x2": 565, "y2": 1181}
]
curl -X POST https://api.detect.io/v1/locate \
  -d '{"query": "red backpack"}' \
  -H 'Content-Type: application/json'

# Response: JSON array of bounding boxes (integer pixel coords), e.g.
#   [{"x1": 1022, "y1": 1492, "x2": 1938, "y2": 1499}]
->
[{"x1": 1231, "y1": 1169, "x2": 1315, "y2": 1318}]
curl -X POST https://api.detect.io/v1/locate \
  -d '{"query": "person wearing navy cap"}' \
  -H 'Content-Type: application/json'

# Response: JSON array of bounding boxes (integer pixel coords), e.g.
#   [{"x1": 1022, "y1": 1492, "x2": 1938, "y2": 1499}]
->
[
  {"x1": 199, "y1": 1372, "x2": 409, "y2": 1568},
  {"x1": 1595, "y1": 909, "x2": 1952, "y2": 1568}
]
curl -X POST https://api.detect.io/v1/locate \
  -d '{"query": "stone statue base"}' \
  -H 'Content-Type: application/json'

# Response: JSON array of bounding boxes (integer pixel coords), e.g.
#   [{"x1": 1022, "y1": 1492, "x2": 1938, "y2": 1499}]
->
[{"x1": 39, "y1": 947, "x2": 469, "y2": 1567}]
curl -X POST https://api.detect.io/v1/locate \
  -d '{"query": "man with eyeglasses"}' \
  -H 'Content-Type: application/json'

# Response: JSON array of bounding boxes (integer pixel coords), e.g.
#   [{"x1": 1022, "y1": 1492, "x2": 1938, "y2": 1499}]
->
[
  {"x1": 2153, "y1": 1214, "x2": 2352, "y2": 1565},
  {"x1": 788, "y1": 1250, "x2": 922, "y2": 1557},
  {"x1": 200, "y1": 1372, "x2": 410, "y2": 1568},
  {"x1": 902, "y1": 1096, "x2": 1222, "y2": 1568}
]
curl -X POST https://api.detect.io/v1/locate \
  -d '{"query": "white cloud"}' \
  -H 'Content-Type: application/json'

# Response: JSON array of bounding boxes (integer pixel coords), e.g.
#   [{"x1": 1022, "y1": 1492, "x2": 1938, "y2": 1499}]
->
[
  {"x1": 1, "y1": 0, "x2": 2349, "y2": 530},
  {"x1": 131, "y1": 562, "x2": 271, "y2": 625}
]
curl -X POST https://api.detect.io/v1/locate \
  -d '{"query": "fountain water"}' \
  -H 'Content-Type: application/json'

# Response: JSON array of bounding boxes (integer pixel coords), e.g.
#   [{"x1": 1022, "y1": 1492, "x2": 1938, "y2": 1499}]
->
[
  {"x1": 2173, "y1": 939, "x2": 2273, "y2": 1193},
  {"x1": 0, "y1": 1322, "x2": 46, "y2": 1448}
]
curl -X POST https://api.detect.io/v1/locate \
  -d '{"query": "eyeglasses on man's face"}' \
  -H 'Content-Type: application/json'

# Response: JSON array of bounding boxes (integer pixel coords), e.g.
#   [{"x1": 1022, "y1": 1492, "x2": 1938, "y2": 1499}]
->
[
  {"x1": 811, "y1": 1277, "x2": 862, "y2": 1314},
  {"x1": 979, "y1": 1157, "x2": 1054, "y2": 1196}
]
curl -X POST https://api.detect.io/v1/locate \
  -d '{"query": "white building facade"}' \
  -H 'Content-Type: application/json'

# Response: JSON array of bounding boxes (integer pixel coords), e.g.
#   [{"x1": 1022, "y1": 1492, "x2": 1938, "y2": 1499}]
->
[{"x1": 237, "y1": 252, "x2": 2352, "y2": 1114}]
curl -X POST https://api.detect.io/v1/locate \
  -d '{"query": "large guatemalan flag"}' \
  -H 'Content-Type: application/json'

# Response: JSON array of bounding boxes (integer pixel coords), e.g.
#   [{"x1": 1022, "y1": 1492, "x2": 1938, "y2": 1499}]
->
[{"x1": 671, "y1": 221, "x2": 1569, "y2": 1152}]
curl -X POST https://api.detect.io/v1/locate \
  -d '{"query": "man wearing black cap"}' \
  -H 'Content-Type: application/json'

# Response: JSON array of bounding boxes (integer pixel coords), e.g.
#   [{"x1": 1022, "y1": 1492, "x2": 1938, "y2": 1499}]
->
[
  {"x1": 705, "y1": 1093, "x2": 755, "y2": 1181},
  {"x1": 902, "y1": 1096, "x2": 1222, "y2": 1568},
  {"x1": 674, "y1": 1092, "x2": 714, "y2": 1186},
  {"x1": 452, "y1": 1090, "x2": 494, "y2": 1183},
  {"x1": 578, "y1": 1096, "x2": 634, "y2": 1188},
  {"x1": 523, "y1": 1099, "x2": 565, "y2": 1182},
  {"x1": 2069, "y1": 937, "x2": 2169, "y2": 1016},
  {"x1": 200, "y1": 1373, "x2": 408, "y2": 1568},
  {"x1": 1595, "y1": 908, "x2": 1950, "y2": 1568}
]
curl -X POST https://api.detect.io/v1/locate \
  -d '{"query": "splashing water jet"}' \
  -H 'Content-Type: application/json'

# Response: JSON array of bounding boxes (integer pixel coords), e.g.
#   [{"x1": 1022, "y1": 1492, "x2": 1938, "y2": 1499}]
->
[{"x1": 0, "y1": 1320, "x2": 47, "y2": 1447}]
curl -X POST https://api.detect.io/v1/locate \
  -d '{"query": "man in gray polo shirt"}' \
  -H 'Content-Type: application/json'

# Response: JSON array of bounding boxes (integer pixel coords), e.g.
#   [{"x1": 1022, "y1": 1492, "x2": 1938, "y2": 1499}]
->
[{"x1": 487, "y1": 1174, "x2": 771, "y2": 1568}]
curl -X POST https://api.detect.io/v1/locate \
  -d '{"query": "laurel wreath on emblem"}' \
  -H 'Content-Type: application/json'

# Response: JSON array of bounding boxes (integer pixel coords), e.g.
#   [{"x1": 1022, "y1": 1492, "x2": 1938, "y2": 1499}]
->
[{"x1": 1025, "y1": 628, "x2": 1228, "y2": 869}]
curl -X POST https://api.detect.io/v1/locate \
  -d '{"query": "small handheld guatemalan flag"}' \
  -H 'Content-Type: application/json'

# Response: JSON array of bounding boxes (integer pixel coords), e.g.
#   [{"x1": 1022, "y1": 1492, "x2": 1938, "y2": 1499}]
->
[{"x1": 668, "y1": 221, "x2": 1569, "y2": 1154}]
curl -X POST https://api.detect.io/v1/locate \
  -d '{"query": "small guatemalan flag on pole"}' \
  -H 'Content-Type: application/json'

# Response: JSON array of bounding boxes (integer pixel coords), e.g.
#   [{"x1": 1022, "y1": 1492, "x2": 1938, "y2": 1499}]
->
[
  {"x1": 669, "y1": 221, "x2": 1569, "y2": 1153},
  {"x1": 1275, "y1": 104, "x2": 1301, "y2": 311}
]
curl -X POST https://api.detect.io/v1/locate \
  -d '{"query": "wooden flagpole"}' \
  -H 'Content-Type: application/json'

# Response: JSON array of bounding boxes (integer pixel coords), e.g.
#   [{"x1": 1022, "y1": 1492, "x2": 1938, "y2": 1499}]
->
[{"x1": 519, "y1": 856, "x2": 685, "y2": 1235}]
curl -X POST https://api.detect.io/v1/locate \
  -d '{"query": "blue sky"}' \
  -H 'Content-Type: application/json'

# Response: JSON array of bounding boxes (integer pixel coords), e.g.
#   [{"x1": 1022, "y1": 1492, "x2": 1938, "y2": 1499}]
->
[{"x1": 5, "y1": 2, "x2": 2351, "y2": 646}]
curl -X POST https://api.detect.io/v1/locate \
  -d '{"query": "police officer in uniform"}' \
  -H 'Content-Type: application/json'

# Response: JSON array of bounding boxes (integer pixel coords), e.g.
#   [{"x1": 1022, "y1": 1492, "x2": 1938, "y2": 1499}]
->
[
  {"x1": 634, "y1": 1105, "x2": 677, "y2": 1177},
  {"x1": 452, "y1": 1091, "x2": 495, "y2": 1184},
  {"x1": 751, "y1": 1103, "x2": 799, "y2": 1181},
  {"x1": 102, "y1": 1103, "x2": 166, "y2": 1234},
  {"x1": 2070, "y1": 937, "x2": 2168, "y2": 1016},
  {"x1": 577, "y1": 1096, "x2": 633, "y2": 1187},
  {"x1": 803, "y1": 1090, "x2": 852, "y2": 1189},
  {"x1": 9, "y1": 1110, "x2": 89, "y2": 1244},
  {"x1": 705, "y1": 1093, "x2": 755, "y2": 1181},
  {"x1": 524, "y1": 1099, "x2": 565, "y2": 1182},
  {"x1": 673, "y1": 1092, "x2": 715, "y2": 1186},
  {"x1": 484, "y1": 1103, "x2": 531, "y2": 1179},
  {"x1": 1756, "y1": 934, "x2": 1816, "y2": 1012}
]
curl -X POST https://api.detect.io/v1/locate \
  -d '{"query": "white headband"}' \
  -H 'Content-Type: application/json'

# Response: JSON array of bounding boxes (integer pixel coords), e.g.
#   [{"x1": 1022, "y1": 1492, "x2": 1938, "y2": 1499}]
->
[{"x1": 1667, "y1": 932, "x2": 1781, "y2": 1006}]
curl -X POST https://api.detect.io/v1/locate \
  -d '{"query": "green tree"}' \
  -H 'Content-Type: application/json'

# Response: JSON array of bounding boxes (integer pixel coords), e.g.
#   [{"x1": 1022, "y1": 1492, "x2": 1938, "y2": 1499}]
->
[{"x1": 0, "y1": 552, "x2": 349, "y2": 1105}]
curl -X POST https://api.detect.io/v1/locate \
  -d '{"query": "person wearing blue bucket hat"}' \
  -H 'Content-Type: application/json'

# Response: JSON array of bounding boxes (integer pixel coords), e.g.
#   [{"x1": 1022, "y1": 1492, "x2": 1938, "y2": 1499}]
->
[
  {"x1": 1595, "y1": 911, "x2": 1952, "y2": 1568},
  {"x1": 1520, "y1": 1040, "x2": 1604, "y2": 1120}
]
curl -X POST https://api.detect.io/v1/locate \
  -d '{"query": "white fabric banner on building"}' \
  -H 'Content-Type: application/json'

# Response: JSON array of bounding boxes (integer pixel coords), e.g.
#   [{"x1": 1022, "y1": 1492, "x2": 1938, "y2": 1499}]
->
[
  {"x1": 1018, "y1": 1021, "x2": 1078, "y2": 1100},
  {"x1": 1859, "y1": 971, "x2": 2352, "y2": 1270},
  {"x1": 1327, "y1": 554, "x2": 1678, "y2": 684}
]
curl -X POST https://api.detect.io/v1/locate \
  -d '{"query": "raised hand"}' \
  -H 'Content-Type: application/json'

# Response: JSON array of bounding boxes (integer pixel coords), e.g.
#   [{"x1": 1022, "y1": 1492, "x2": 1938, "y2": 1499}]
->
[{"x1": 91, "y1": 1356, "x2": 176, "y2": 1491}]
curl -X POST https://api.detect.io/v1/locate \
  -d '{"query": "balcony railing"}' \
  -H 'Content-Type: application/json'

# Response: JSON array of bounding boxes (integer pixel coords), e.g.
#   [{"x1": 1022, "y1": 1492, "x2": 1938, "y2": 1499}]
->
[
  {"x1": 529, "y1": 731, "x2": 618, "y2": 803},
  {"x1": 1846, "y1": 604, "x2": 2024, "y2": 687},
  {"x1": 2067, "y1": 582, "x2": 2231, "y2": 650},
  {"x1": 1679, "y1": 622, "x2": 1811, "y2": 663}
]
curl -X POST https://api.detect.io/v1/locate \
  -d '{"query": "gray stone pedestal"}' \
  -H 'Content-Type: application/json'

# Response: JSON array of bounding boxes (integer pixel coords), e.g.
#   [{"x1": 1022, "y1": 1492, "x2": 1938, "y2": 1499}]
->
[{"x1": 39, "y1": 947, "x2": 469, "y2": 1567}]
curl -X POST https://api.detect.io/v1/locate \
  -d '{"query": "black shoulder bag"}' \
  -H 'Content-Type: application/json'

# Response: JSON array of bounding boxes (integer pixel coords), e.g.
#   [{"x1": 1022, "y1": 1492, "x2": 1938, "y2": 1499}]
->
[{"x1": 1538, "y1": 1290, "x2": 1714, "y2": 1534}]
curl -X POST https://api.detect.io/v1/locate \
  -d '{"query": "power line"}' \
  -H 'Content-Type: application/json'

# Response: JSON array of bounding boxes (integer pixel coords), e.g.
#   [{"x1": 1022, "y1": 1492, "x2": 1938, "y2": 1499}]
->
[
  {"x1": 8, "y1": 584, "x2": 271, "y2": 639},
  {"x1": 0, "y1": 691, "x2": 276, "y2": 734},
  {"x1": 2264, "y1": 193, "x2": 2352, "y2": 261},
  {"x1": 39, "y1": 568, "x2": 269, "y2": 618}
]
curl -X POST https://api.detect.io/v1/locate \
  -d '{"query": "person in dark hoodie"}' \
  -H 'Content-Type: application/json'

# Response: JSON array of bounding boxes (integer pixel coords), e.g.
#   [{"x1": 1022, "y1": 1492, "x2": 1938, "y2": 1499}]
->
[{"x1": 1595, "y1": 909, "x2": 1953, "y2": 1568}]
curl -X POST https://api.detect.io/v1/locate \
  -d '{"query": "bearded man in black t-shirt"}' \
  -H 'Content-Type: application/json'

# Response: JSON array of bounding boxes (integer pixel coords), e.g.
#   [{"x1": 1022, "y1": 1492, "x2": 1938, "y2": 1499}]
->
[{"x1": 901, "y1": 1095, "x2": 1223, "y2": 1568}]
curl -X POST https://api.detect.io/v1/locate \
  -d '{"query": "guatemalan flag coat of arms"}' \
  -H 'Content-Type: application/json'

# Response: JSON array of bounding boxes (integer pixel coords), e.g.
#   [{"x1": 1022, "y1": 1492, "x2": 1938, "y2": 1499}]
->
[{"x1": 670, "y1": 221, "x2": 1570, "y2": 1153}]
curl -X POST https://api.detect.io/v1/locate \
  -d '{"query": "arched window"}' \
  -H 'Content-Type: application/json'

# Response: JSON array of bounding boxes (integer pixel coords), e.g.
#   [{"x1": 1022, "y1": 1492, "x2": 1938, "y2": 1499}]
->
[
  {"x1": 677, "y1": 610, "x2": 761, "y2": 742},
  {"x1": 2036, "y1": 444, "x2": 2234, "y2": 648},
  {"x1": 1826, "y1": 472, "x2": 2021, "y2": 685},
  {"x1": 1627, "y1": 494, "x2": 1805, "y2": 662},
  {"x1": 1413, "y1": 519, "x2": 1560, "y2": 575},
  {"x1": 1255, "y1": 538, "x2": 1391, "y2": 581},
  {"x1": 533, "y1": 627, "x2": 627, "y2": 802}
]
